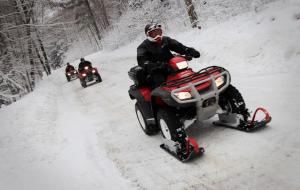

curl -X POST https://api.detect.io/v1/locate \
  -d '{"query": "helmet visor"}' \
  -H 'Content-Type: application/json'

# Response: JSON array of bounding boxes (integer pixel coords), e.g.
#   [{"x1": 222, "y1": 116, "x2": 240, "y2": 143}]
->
[{"x1": 147, "y1": 28, "x2": 162, "y2": 39}]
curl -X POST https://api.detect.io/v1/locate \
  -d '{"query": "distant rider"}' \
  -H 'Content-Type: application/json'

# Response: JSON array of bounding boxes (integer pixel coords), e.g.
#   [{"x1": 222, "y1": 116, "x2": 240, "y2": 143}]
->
[
  {"x1": 78, "y1": 58, "x2": 92, "y2": 72},
  {"x1": 137, "y1": 22, "x2": 200, "y2": 87},
  {"x1": 65, "y1": 62, "x2": 75, "y2": 73}
]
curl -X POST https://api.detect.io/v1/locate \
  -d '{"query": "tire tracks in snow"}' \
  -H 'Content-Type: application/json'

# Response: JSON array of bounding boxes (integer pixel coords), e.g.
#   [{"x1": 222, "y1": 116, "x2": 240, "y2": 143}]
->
[{"x1": 49, "y1": 72, "x2": 136, "y2": 190}]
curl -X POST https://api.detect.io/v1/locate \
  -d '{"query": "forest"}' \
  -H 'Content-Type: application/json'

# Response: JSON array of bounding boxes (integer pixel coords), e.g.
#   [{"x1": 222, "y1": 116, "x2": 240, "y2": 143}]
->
[{"x1": 0, "y1": 0, "x2": 274, "y2": 107}]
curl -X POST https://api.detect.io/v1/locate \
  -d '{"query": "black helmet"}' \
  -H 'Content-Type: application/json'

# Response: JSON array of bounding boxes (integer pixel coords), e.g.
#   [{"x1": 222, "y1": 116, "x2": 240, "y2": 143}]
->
[
  {"x1": 67, "y1": 62, "x2": 70, "y2": 66},
  {"x1": 80, "y1": 58, "x2": 85, "y2": 62}
]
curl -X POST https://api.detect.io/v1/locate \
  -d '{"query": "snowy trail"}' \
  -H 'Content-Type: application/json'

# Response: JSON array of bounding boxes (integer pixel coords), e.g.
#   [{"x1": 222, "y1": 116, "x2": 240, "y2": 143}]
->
[
  {"x1": 0, "y1": 74, "x2": 134, "y2": 190},
  {"x1": 53, "y1": 76, "x2": 134, "y2": 190},
  {"x1": 75, "y1": 57, "x2": 300, "y2": 190}
]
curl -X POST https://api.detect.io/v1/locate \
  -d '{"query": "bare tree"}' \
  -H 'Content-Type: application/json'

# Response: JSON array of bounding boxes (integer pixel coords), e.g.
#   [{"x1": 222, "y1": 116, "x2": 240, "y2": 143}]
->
[
  {"x1": 84, "y1": 0, "x2": 102, "y2": 42},
  {"x1": 47, "y1": 0, "x2": 110, "y2": 48},
  {"x1": 184, "y1": 0, "x2": 199, "y2": 28},
  {"x1": 0, "y1": 0, "x2": 56, "y2": 106},
  {"x1": 15, "y1": 0, "x2": 36, "y2": 90},
  {"x1": 32, "y1": 25, "x2": 51, "y2": 75}
]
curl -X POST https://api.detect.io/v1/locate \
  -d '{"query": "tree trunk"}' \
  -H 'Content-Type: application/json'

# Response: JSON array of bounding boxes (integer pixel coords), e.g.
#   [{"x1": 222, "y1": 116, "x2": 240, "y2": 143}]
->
[
  {"x1": 26, "y1": 31, "x2": 35, "y2": 88},
  {"x1": 15, "y1": 0, "x2": 35, "y2": 91},
  {"x1": 84, "y1": 0, "x2": 102, "y2": 43},
  {"x1": 33, "y1": 27, "x2": 51, "y2": 75},
  {"x1": 30, "y1": 7, "x2": 51, "y2": 75},
  {"x1": 32, "y1": 40, "x2": 48, "y2": 76},
  {"x1": 16, "y1": 22, "x2": 32, "y2": 93},
  {"x1": 97, "y1": 0, "x2": 109, "y2": 28},
  {"x1": 87, "y1": 24, "x2": 101, "y2": 49},
  {"x1": 184, "y1": 0, "x2": 199, "y2": 28}
]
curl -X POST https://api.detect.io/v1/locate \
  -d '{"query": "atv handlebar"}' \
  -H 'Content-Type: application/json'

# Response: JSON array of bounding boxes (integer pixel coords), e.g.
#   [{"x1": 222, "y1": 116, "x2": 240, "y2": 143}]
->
[
  {"x1": 173, "y1": 54, "x2": 194, "y2": 61},
  {"x1": 183, "y1": 55, "x2": 193, "y2": 61}
]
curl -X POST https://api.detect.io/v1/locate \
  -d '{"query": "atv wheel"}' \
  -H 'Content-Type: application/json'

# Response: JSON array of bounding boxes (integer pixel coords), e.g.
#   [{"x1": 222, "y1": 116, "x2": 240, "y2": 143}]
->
[
  {"x1": 81, "y1": 80, "x2": 87, "y2": 88},
  {"x1": 135, "y1": 103, "x2": 158, "y2": 135},
  {"x1": 67, "y1": 76, "x2": 70, "y2": 82},
  {"x1": 157, "y1": 108, "x2": 182, "y2": 141},
  {"x1": 96, "y1": 74, "x2": 102, "y2": 82},
  {"x1": 218, "y1": 84, "x2": 249, "y2": 122}
]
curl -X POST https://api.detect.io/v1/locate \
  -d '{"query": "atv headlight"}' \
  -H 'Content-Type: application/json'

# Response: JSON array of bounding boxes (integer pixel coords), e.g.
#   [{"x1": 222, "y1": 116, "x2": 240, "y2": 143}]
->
[
  {"x1": 174, "y1": 92, "x2": 192, "y2": 100},
  {"x1": 215, "y1": 76, "x2": 225, "y2": 88},
  {"x1": 67, "y1": 73, "x2": 71, "y2": 76},
  {"x1": 84, "y1": 66, "x2": 89, "y2": 70},
  {"x1": 82, "y1": 73, "x2": 87, "y2": 77},
  {"x1": 92, "y1": 69, "x2": 96, "y2": 73},
  {"x1": 176, "y1": 61, "x2": 188, "y2": 70}
]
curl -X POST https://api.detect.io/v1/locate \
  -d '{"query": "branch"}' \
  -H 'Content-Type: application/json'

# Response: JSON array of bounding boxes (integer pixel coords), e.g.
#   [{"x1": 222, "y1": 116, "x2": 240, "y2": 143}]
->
[
  {"x1": 1, "y1": 21, "x2": 77, "y2": 31},
  {"x1": 47, "y1": 0, "x2": 84, "y2": 9},
  {"x1": 0, "y1": 31, "x2": 16, "y2": 42},
  {"x1": 0, "y1": 71, "x2": 26, "y2": 93}
]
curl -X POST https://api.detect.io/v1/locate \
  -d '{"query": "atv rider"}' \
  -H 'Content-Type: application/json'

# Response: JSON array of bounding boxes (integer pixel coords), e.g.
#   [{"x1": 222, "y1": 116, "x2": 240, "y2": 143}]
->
[
  {"x1": 65, "y1": 62, "x2": 76, "y2": 80},
  {"x1": 65, "y1": 63, "x2": 75, "y2": 73},
  {"x1": 78, "y1": 58, "x2": 92, "y2": 72},
  {"x1": 137, "y1": 22, "x2": 200, "y2": 87}
]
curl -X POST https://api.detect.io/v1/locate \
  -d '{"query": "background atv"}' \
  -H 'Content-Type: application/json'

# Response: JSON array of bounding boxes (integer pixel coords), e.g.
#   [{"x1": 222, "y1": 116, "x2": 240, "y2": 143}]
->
[
  {"x1": 78, "y1": 66, "x2": 102, "y2": 88},
  {"x1": 66, "y1": 70, "x2": 78, "y2": 82},
  {"x1": 128, "y1": 56, "x2": 271, "y2": 161}
]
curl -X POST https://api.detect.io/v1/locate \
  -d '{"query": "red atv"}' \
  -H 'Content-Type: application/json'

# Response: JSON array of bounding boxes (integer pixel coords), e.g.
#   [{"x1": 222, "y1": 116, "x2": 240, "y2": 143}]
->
[
  {"x1": 78, "y1": 66, "x2": 102, "y2": 88},
  {"x1": 66, "y1": 70, "x2": 78, "y2": 82},
  {"x1": 128, "y1": 56, "x2": 271, "y2": 162}
]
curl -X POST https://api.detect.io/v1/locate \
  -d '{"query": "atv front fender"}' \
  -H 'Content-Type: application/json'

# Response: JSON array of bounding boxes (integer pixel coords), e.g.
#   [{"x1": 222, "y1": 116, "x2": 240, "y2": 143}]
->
[{"x1": 128, "y1": 85, "x2": 150, "y2": 102}]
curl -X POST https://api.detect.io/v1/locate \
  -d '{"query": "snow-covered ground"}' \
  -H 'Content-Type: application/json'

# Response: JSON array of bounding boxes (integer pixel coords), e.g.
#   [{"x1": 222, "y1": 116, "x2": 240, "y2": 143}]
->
[{"x1": 1, "y1": 0, "x2": 300, "y2": 189}]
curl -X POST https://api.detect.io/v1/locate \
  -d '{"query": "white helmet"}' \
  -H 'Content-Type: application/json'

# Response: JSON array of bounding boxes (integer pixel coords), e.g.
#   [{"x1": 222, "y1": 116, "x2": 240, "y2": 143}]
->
[{"x1": 145, "y1": 22, "x2": 162, "y2": 43}]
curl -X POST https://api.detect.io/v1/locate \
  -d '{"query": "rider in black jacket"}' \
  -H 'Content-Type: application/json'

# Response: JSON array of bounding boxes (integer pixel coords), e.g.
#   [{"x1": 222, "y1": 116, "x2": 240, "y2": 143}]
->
[
  {"x1": 137, "y1": 22, "x2": 200, "y2": 87},
  {"x1": 65, "y1": 63, "x2": 75, "y2": 73},
  {"x1": 78, "y1": 58, "x2": 92, "y2": 72}
]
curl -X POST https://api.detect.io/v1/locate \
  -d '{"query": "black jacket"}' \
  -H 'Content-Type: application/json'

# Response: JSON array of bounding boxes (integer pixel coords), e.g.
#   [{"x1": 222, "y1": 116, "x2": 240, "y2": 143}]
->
[
  {"x1": 65, "y1": 65, "x2": 75, "y2": 73},
  {"x1": 78, "y1": 61, "x2": 92, "y2": 71},
  {"x1": 137, "y1": 36, "x2": 190, "y2": 71}
]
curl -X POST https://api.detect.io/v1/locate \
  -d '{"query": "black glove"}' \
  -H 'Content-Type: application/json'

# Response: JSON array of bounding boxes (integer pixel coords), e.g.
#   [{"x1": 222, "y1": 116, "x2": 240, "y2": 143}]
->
[{"x1": 186, "y1": 48, "x2": 200, "y2": 58}]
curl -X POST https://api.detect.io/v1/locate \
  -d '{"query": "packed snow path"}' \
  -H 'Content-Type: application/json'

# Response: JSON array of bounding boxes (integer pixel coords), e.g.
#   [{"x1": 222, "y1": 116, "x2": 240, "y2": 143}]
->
[
  {"x1": 0, "y1": 74, "x2": 135, "y2": 190},
  {"x1": 1, "y1": 0, "x2": 300, "y2": 189}
]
